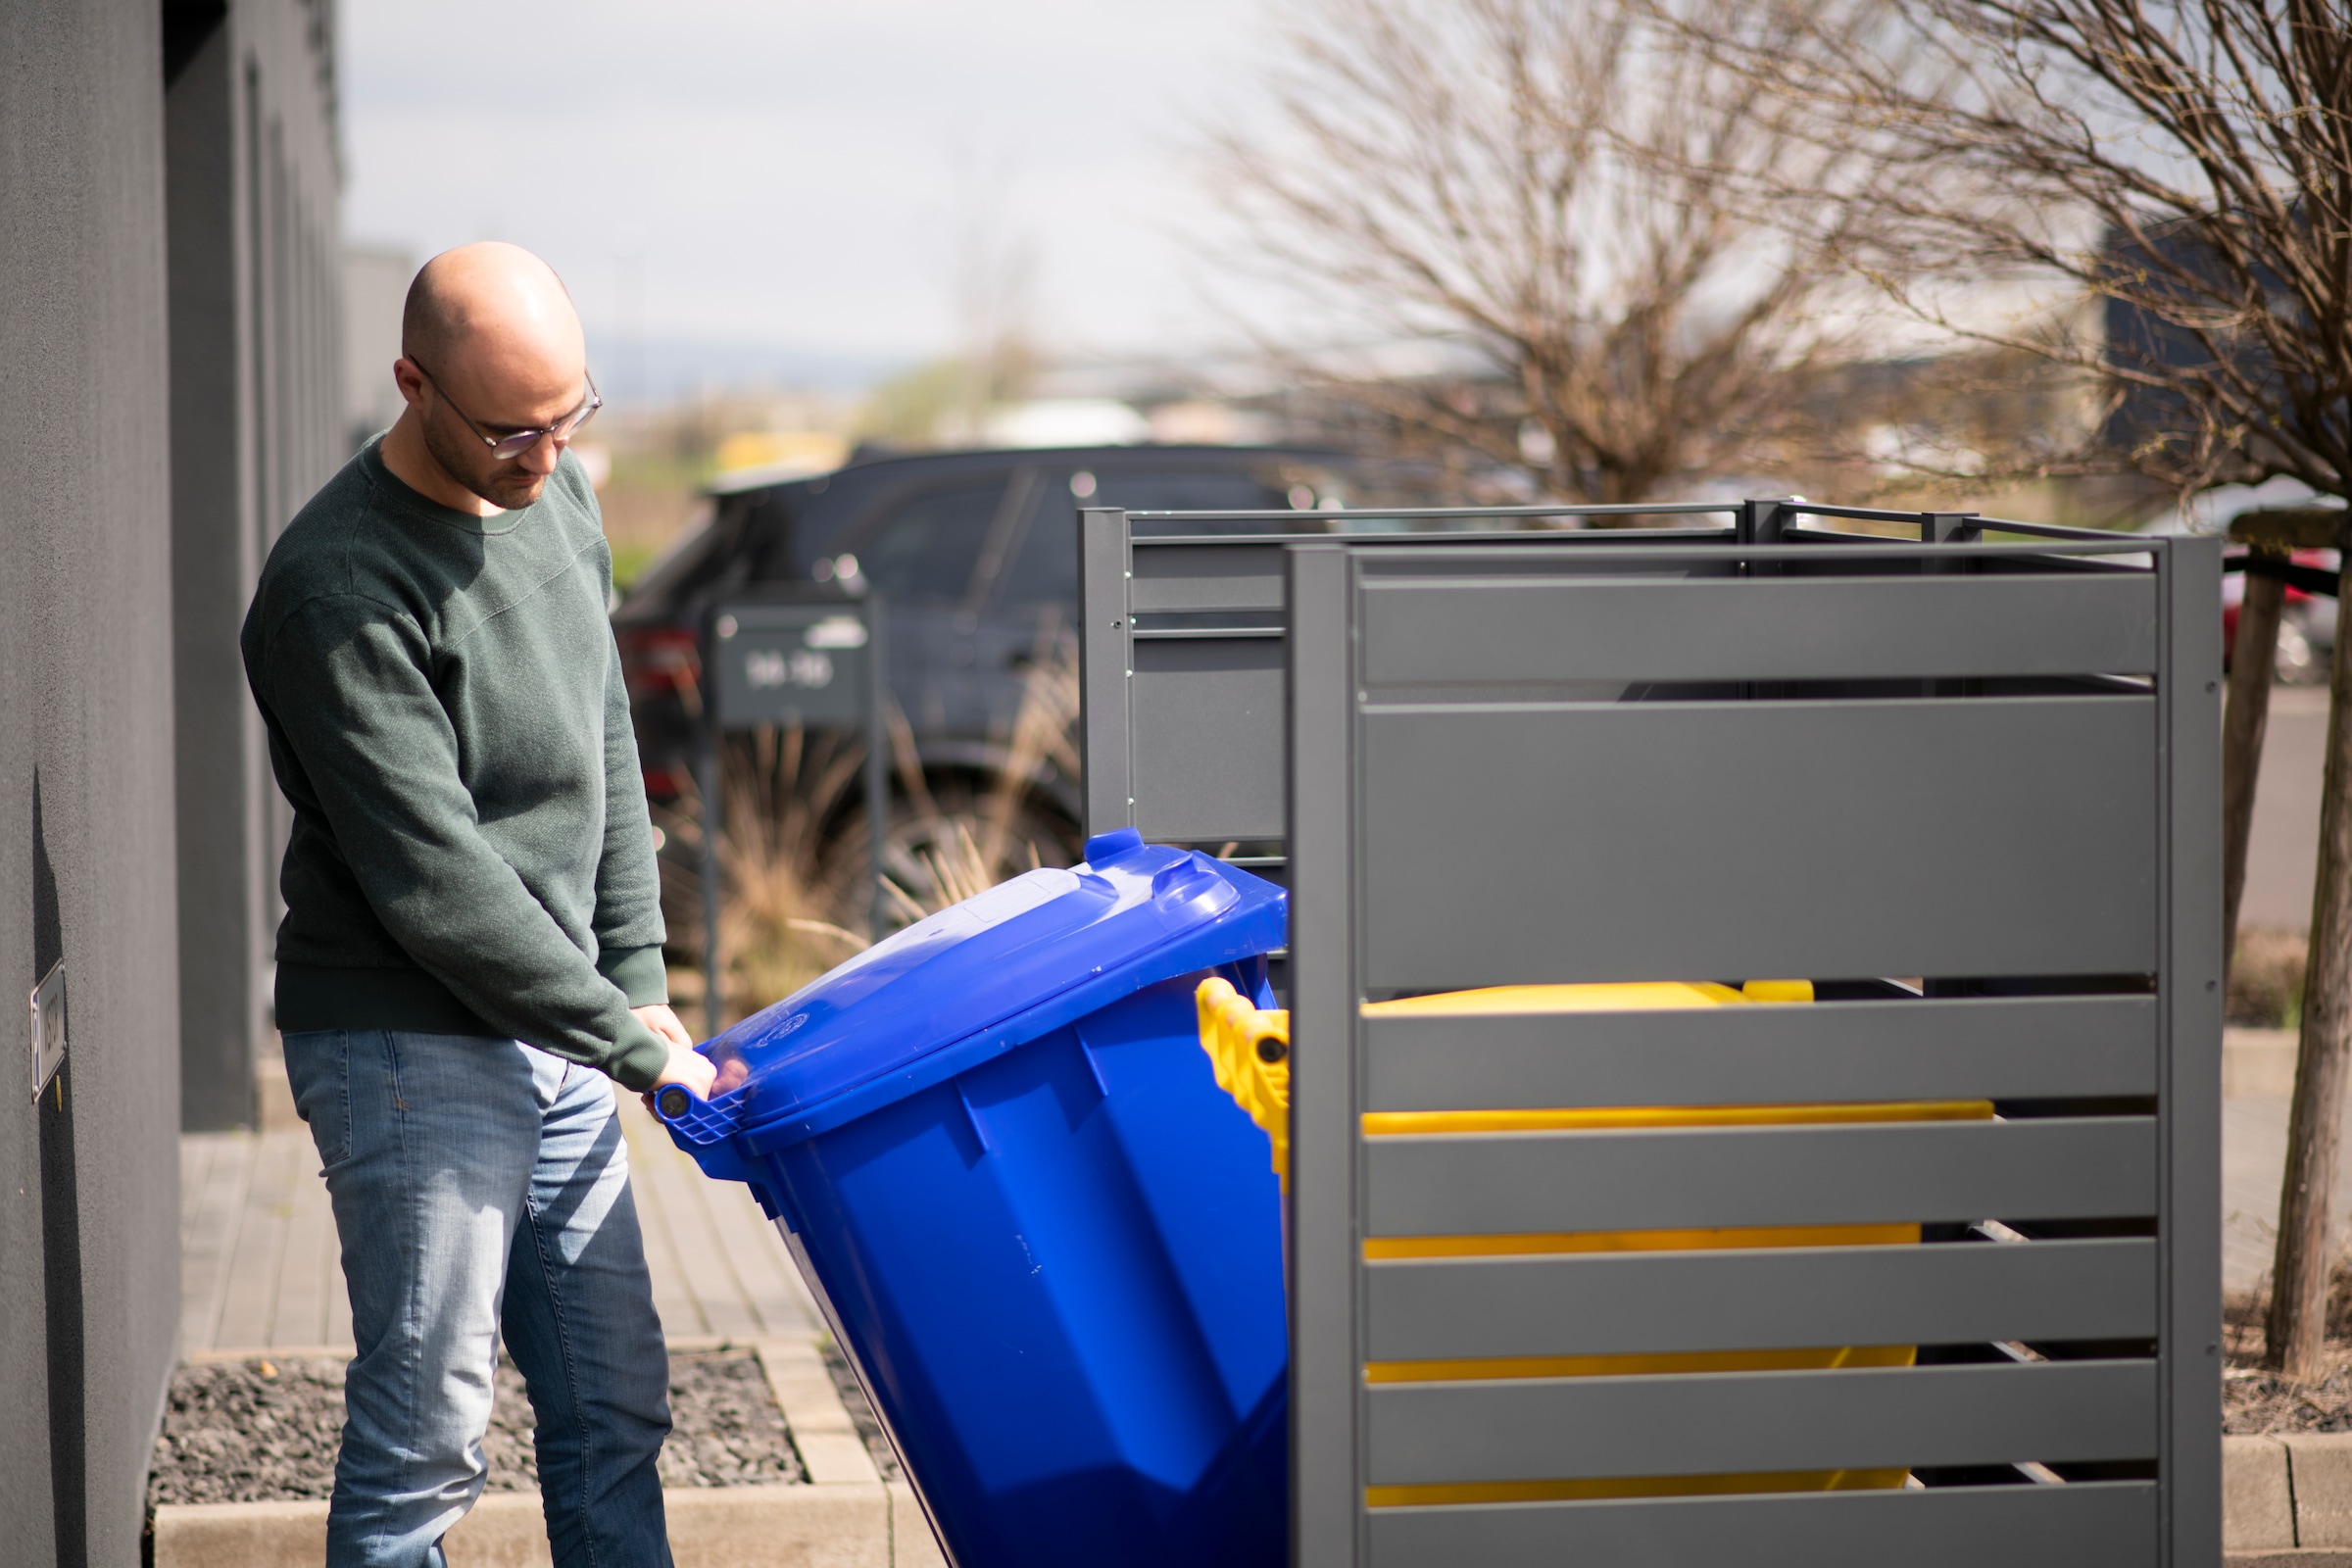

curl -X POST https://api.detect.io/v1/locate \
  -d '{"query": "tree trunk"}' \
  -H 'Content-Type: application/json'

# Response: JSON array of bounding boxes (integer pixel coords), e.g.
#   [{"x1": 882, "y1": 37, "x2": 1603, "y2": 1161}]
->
[
  {"x1": 2267, "y1": 552, "x2": 2352, "y2": 1380},
  {"x1": 2224, "y1": 563, "x2": 2286, "y2": 987}
]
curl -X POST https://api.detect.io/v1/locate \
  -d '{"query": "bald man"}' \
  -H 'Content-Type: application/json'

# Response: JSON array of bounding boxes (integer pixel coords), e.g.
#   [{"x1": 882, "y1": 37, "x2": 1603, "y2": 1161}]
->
[{"x1": 242, "y1": 243, "x2": 711, "y2": 1568}]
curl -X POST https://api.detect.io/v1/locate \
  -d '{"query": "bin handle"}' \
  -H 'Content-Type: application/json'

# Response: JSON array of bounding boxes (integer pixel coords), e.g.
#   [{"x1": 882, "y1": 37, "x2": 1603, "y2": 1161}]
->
[
  {"x1": 649, "y1": 1050, "x2": 753, "y2": 1150},
  {"x1": 653, "y1": 1082, "x2": 732, "y2": 1146}
]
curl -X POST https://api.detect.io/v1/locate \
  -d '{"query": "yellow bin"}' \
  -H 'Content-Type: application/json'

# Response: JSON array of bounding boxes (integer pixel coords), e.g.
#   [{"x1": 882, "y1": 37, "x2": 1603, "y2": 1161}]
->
[{"x1": 1195, "y1": 977, "x2": 1993, "y2": 1507}]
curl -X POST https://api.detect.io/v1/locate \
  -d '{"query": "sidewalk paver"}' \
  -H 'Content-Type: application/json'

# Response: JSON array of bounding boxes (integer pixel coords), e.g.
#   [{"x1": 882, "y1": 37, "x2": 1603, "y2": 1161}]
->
[{"x1": 180, "y1": 1071, "x2": 816, "y2": 1356}]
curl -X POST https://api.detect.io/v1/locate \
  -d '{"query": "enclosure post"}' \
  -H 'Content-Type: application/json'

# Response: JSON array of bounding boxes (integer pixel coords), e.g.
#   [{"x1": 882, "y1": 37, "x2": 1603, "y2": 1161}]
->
[
  {"x1": 2161, "y1": 536, "x2": 2226, "y2": 1562},
  {"x1": 1286, "y1": 544, "x2": 1358, "y2": 1568},
  {"x1": 865, "y1": 596, "x2": 890, "y2": 938},
  {"x1": 2223, "y1": 555, "x2": 2285, "y2": 983},
  {"x1": 700, "y1": 659, "x2": 723, "y2": 1040},
  {"x1": 1735, "y1": 497, "x2": 1788, "y2": 552},
  {"x1": 2271, "y1": 536, "x2": 2352, "y2": 1379},
  {"x1": 1078, "y1": 508, "x2": 1133, "y2": 838}
]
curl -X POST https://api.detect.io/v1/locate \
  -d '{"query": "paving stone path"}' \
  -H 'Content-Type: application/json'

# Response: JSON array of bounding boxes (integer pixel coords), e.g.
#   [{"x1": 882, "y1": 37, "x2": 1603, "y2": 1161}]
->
[{"x1": 181, "y1": 1075, "x2": 818, "y2": 1355}]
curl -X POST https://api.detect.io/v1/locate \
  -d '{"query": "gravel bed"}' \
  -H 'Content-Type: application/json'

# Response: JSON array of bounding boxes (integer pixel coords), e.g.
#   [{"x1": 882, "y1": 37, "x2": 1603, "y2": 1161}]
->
[
  {"x1": 819, "y1": 1338, "x2": 904, "y2": 1481},
  {"x1": 150, "y1": 1357, "x2": 351, "y2": 1505},
  {"x1": 149, "y1": 1348, "x2": 801, "y2": 1507},
  {"x1": 659, "y1": 1350, "x2": 804, "y2": 1488}
]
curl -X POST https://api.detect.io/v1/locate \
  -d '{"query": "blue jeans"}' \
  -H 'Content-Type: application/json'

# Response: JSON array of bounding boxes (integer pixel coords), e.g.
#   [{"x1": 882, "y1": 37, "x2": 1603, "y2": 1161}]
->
[{"x1": 282, "y1": 1030, "x2": 674, "y2": 1568}]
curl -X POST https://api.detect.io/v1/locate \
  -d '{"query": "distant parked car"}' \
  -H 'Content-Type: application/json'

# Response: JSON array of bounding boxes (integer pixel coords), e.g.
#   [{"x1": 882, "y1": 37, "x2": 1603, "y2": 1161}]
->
[
  {"x1": 2224, "y1": 546, "x2": 2337, "y2": 684},
  {"x1": 614, "y1": 443, "x2": 1449, "y2": 887}
]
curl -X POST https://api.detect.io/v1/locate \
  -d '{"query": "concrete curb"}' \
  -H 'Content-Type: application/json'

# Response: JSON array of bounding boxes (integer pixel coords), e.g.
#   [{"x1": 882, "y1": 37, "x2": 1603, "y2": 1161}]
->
[
  {"x1": 156, "y1": 1335, "x2": 951, "y2": 1567},
  {"x1": 153, "y1": 1483, "x2": 942, "y2": 1568},
  {"x1": 759, "y1": 1338, "x2": 883, "y2": 1487},
  {"x1": 2230, "y1": 1431, "x2": 2352, "y2": 1565}
]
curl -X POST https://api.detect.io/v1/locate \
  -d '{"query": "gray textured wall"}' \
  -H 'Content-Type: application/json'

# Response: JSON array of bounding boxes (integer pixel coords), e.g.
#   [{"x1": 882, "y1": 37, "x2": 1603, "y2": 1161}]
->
[
  {"x1": 0, "y1": 1, "x2": 185, "y2": 1562},
  {"x1": 170, "y1": 9, "x2": 266, "y2": 1134},
  {"x1": 171, "y1": 0, "x2": 342, "y2": 1131}
]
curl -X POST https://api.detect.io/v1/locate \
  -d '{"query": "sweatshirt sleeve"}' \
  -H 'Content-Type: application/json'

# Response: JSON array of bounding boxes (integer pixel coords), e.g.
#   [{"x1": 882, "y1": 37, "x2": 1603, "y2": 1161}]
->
[
  {"x1": 260, "y1": 594, "x2": 671, "y2": 1089},
  {"x1": 592, "y1": 630, "x2": 670, "y2": 1008}
]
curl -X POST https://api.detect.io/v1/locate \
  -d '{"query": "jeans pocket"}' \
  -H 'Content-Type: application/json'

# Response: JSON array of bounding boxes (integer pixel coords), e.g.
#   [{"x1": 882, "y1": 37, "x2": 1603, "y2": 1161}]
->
[{"x1": 279, "y1": 1029, "x2": 353, "y2": 1168}]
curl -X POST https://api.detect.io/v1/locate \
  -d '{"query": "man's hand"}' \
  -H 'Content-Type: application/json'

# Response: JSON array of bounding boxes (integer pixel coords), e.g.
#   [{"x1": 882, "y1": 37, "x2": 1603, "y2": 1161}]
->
[
  {"x1": 637, "y1": 1004, "x2": 716, "y2": 1113},
  {"x1": 636, "y1": 1003, "x2": 694, "y2": 1052}
]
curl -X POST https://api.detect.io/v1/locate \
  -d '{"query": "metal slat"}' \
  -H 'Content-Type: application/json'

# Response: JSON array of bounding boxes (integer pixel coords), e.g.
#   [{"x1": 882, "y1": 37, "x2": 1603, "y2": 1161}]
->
[
  {"x1": 1132, "y1": 540, "x2": 1293, "y2": 613},
  {"x1": 1359, "y1": 698, "x2": 2156, "y2": 989},
  {"x1": 1359, "y1": 573, "x2": 2159, "y2": 684},
  {"x1": 1130, "y1": 632, "x2": 1287, "y2": 842},
  {"x1": 1132, "y1": 505, "x2": 1739, "y2": 523},
  {"x1": 1364, "y1": 1480, "x2": 2157, "y2": 1568},
  {"x1": 1366, "y1": 1358, "x2": 2157, "y2": 1484},
  {"x1": 1365, "y1": 1238, "x2": 2157, "y2": 1361},
  {"x1": 1129, "y1": 529, "x2": 1732, "y2": 616},
  {"x1": 1364, "y1": 1117, "x2": 2157, "y2": 1237},
  {"x1": 1348, "y1": 538, "x2": 2155, "y2": 567},
  {"x1": 1363, "y1": 994, "x2": 2158, "y2": 1110}
]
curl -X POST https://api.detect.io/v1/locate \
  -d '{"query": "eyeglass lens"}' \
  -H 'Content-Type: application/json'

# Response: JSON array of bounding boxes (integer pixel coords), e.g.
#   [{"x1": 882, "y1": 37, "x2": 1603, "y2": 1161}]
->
[{"x1": 486, "y1": 392, "x2": 599, "y2": 460}]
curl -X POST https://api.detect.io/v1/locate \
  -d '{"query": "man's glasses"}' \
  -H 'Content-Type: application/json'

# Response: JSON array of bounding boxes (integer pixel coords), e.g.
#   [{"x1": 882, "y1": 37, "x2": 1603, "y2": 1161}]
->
[{"x1": 415, "y1": 361, "x2": 601, "y2": 461}]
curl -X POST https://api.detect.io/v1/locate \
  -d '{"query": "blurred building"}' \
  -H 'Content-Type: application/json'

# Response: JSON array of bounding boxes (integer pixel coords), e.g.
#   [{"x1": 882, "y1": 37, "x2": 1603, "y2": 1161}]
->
[
  {"x1": 343, "y1": 243, "x2": 412, "y2": 449},
  {"x1": 2, "y1": 2, "x2": 342, "y2": 1560}
]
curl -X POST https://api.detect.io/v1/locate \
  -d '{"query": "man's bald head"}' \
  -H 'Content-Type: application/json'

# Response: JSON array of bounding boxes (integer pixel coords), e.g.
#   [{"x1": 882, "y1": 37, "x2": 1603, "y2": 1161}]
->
[
  {"x1": 389, "y1": 242, "x2": 592, "y2": 512},
  {"x1": 401, "y1": 242, "x2": 583, "y2": 383}
]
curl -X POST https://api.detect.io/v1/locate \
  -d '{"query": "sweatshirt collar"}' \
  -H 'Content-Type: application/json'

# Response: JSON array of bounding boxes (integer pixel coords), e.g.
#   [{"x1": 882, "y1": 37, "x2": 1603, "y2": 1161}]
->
[{"x1": 361, "y1": 436, "x2": 537, "y2": 537}]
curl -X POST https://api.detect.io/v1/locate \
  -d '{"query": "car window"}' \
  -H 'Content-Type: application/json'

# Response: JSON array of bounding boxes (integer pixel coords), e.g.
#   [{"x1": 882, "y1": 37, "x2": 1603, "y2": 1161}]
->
[
  {"x1": 999, "y1": 470, "x2": 1292, "y2": 606},
  {"x1": 1107, "y1": 471, "x2": 1295, "y2": 538},
  {"x1": 854, "y1": 480, "x2": 1008, "y2": 604},
  {"x1": 1100, "y1": 472, "x2": 1290, "y2": 513},
  {"x1": 999, "y1": 491, "x2": 1082, "y2": 608}
]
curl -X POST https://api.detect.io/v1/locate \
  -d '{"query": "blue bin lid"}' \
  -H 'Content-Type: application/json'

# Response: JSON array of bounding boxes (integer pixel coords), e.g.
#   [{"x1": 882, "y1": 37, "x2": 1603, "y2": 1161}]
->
[{"x1": 691, "y1": 828, "x2": 1285, "y2": 1151}]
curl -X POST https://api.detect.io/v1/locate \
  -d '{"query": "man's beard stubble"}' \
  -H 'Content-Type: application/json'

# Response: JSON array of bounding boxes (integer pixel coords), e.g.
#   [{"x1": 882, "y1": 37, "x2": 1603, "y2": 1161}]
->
[{"x1": 419, "y1": 413, "x2": 549, "y2": 511}]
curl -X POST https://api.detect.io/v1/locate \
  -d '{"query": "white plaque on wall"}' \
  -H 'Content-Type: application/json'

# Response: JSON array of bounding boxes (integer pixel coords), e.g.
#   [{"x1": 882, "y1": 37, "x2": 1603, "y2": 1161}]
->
[{"x1": 30, "y1": 958, "x2": 67, "y2": 1102}]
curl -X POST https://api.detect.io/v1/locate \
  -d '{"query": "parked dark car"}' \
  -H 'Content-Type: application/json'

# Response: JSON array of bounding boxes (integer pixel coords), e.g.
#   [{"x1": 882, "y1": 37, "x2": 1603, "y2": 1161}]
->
[{"x1": 614, "y1": 443, "x2": 1430, "y2": 873}]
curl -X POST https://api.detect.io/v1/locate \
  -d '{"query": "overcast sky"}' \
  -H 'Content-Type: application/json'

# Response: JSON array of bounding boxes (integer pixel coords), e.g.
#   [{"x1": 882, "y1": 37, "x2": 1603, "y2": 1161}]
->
[{"x1": 340, "y1": 0, "x2": 1281, "y2": 384}]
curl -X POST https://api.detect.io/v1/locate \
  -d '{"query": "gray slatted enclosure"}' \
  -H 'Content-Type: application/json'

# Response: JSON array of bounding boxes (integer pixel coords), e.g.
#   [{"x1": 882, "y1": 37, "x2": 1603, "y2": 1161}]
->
[
  {"x1": 1079, "y1": 502, "x2": 2221, "y2": 1567},
  {"x1": 1079, "y1": 502, "x2": 1741, "y2": 916}
]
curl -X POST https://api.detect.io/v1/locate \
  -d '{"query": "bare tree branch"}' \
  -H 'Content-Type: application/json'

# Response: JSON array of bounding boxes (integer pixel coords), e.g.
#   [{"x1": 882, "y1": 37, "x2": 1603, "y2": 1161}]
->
[
  {"x1": 1206, "y1": 0, "x2": 1904, "y2": 503},
  {"x1": 1685, "y1": 0, "x2": 2352, "y2": 1383},
  {"x1": 1689, "y1": 0, "x2": 2352, "y2": 498}
]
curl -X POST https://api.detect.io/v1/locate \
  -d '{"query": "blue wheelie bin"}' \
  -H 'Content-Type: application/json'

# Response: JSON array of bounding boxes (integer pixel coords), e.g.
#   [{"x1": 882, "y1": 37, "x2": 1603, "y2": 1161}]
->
[{"x1": 653, "y1": 827, "x2": 1288, "y2": 1568}]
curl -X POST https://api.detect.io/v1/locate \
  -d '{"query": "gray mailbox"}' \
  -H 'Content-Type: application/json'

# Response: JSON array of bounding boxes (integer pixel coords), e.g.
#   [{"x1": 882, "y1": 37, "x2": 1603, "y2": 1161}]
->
[{"x1": 711, "y1": 601, "x2": 877, "y2": 729}]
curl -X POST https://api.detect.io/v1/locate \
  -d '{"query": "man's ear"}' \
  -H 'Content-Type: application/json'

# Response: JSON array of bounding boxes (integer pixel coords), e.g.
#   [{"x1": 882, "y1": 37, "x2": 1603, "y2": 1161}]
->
[{"x1": 391, "y1": 356, "x2": 430, "y2": 412}]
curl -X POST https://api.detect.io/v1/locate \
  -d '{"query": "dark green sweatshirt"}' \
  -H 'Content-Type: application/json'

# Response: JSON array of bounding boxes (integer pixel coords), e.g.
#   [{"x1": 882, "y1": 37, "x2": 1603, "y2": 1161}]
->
[{"x1": 241, "y1": 438, "x2": 671, "y2": 1089}]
